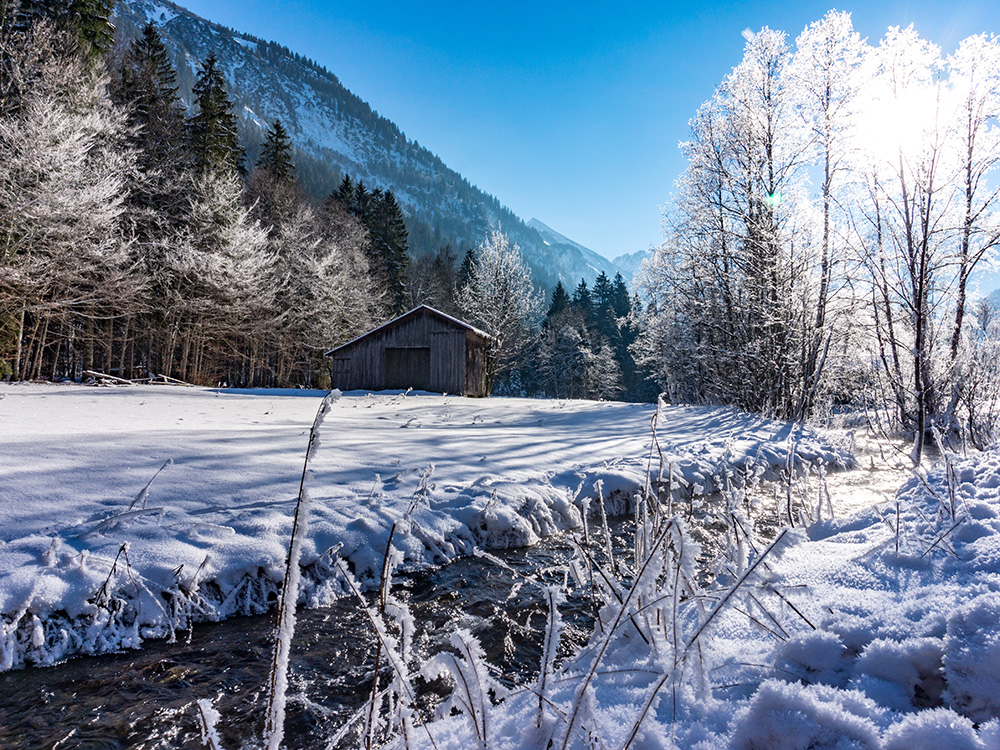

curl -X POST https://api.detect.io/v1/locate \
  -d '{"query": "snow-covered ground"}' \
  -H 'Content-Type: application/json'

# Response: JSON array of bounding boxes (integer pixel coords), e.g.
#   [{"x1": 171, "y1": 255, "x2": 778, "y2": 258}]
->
[
  {"x1": 0, "y1": 383, "x2": 849, "y2": 671},
  {"x1": 405, "y1": 448, "x2": 1000, "y2": 749}
]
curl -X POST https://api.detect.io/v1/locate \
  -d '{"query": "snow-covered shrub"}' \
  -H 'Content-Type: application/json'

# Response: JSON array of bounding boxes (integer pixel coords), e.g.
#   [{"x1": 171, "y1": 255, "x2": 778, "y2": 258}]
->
[
  {"x1": 851, "y1": 637, "x2": 944, "y2": 712},
  {"x1": 775, "y1": 630, "x2": 850, "y2": 687},
  {"x1": 729, "y1": 680, "x2": 883, "y2": 750},
  {"x1": 882, "y1": 707, "x2": 985, "y2": 750},
  {"x1": 944, "y1": 592, "x2": 1000, "y2": 722}
]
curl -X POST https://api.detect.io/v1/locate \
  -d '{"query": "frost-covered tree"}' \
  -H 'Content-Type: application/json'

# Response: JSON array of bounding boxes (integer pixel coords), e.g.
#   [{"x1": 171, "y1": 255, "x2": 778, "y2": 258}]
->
[
  {"x1": 458, "y1": 228, "x2": 542, "y2": 394},
  {"x1": 787, "y1": 11, "x2": 868, "y2": 416},
  {"x1": 645, "y1": 16, "x2": 1000, "y2": 456},
  {"x1": 157, "y1": 171, "x2": 272, "y2": 384},
  {"x1": 940, "y1": 34, "x2": 1000, "y2": 434},
  {"x1": 0, "y1": 19, "x2": 138, "y2": 380},
  {"x1": 641, "y1": 27, "x2": 813, "y2": 415},
  {"x1": 848, "y1": 28, "x2": 956, "y2": 460}
]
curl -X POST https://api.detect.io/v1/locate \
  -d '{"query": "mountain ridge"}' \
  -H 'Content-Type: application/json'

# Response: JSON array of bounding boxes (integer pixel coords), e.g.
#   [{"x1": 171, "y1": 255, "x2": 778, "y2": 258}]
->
[{"x1": 112, "y1": 0, "x2": 633, "y2": 290}]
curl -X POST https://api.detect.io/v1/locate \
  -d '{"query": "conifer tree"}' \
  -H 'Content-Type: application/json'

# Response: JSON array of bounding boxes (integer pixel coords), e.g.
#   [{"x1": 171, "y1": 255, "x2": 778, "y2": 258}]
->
[
  {"x1": 571, "y1": 279, "x2": 592, "y2": 324},
  {"x1": 352, "y1": 180, "x2": 371, "y2": 220},
  {"x1": 367, "y1": 189, "x2": 409, "y2": 313},
  {"x1": 333, "y1": 174, "x2": 353, "y2": 208},
  {"x1": 69, "y1": 0, "x2": 114, "y2": 59},
  {"x1": 546, "y1": 281, "x2": 571, "y2": 321},
  {"x1": 189, "y1": 53, "x2": 243, "y2": 175},
  {"x1": 611, "y1": 273, "x2": 630, "y2": 319},
  {"x1": 256, "y1": 119, "x2": 294, "y2": 184},
  {"x1": 458, "y1": 248, "x2": 476, "y2": 289},
  {"x1": 592, "y1": 271, "x2": 615, "y2": 339},
  {"x1": 113, "y1": 22, "x2": 187, "y2": 183},
  {"x1": 12, "y1": 0, "x2": 113, "y2": 59}
]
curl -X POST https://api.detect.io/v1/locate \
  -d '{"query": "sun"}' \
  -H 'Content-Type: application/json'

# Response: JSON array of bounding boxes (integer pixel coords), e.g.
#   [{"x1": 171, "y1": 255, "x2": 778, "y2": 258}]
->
[{"x1": 853, "y1": 79, "x2": 938, "y2": 167}]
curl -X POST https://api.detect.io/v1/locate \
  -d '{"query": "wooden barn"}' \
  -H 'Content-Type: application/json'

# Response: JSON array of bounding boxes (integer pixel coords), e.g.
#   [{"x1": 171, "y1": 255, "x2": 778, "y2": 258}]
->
[{"x1": 325, "y1": 306, "x2": 493, "y2": 396}]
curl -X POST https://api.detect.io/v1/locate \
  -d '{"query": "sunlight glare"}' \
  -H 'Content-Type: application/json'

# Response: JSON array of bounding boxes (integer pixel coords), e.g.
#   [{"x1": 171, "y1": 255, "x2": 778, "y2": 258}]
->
[{"x1": 854, "y1": 84, "x2": 934, "y2": 165}]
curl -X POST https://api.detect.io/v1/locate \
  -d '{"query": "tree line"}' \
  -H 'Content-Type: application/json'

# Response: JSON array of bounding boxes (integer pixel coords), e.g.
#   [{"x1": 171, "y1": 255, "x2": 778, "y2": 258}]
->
[
  {"x1": 0, "y1": 1, "x2": 651, "y2": 400},
  {"x1": 0, "y1": 2, "x2": 402, "y2": 387},
  {"x1": 635, "y1": 12, "x2": 1000, "y2": 458}
]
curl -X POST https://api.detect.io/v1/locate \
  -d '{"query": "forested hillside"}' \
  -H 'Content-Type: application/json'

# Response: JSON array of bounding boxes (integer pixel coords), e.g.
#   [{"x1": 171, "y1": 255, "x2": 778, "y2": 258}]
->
[
  {"x1": 0, "y1": 0, "x2": 649, "y2": 398},
  {"x1": 111, "y1": 0, "x2": 629, "y2": 289}
]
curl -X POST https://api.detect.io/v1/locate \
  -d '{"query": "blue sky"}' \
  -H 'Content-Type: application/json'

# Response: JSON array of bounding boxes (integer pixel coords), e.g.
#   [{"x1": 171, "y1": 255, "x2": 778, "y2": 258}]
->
[{"x1": 180, "y1": 0, "x2": 1000, "y2": 261}]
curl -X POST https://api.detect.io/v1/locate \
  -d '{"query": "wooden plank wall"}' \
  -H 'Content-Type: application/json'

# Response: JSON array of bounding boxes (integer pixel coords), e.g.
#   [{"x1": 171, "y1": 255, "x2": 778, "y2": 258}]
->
[{"x1": 331, "y1": 309, "x2": 490, "y2": 395}]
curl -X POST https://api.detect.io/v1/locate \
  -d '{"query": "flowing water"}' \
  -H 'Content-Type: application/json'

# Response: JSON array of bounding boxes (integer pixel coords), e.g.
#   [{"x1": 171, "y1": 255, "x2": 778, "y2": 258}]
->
[{"x1": 0, "y1": 533, "x2": 606, "y2": 750}]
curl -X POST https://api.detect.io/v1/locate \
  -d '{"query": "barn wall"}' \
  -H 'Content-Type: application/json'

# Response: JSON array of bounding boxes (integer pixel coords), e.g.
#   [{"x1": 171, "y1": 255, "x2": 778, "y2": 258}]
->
[
  {"x1": 464, "y1": 330, "x2": 491, "y2": 397},
  {"x1": 331, "y1": 309, "x2": 488, "y2": 394}
]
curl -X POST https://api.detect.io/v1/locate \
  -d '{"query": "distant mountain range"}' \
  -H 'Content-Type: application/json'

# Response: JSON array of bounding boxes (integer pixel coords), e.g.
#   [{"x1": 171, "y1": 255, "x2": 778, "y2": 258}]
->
[{"x1": 112, "y1": 0, "x2": 650, "y2": 290}]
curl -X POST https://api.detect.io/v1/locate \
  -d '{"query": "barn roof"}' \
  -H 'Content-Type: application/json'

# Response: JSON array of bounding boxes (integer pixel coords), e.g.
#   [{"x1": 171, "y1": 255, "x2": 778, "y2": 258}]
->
[{"x1": 324, "y1": 305, "x2": 492, "y2": 357}]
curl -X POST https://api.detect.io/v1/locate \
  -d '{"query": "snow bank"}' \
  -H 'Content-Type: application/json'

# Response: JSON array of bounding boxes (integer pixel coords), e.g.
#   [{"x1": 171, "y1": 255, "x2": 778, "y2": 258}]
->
[
  {"x1": 402, "y1": 448, "x2": 1000, "y2": 749},
  {"x1": 0, "y1": 384, "x2": 847, "y2": 670}
]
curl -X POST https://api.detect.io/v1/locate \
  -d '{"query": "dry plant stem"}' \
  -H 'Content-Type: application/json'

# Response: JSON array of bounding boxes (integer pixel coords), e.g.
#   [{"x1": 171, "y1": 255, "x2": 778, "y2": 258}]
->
[
  {"x1": 536, "y1": 586, "x2": 561, "y2": 728},
  {"x1": 559, "y1": 520, "x2": 676, "y2": 750},
  {"x1": 572, "y1": 538, "x2": 650, "y2": 646},
  {"x1": 264, "y1": 392, "x2": 335, "y2": 750},
  {"x1": 197, "y1": 699, "x2": 225, "y2": 750},
  {"x1": 920, "y1": 516, "x2": 967, "y2": 558},
  {"x1": 365, "y1": 523, "x2": 398, "y2": 750},
  {"x1": 336, "y1": 560, "x2": 440, "y2": 750},
  {"x1": 766, "y1": 586, "x2": 815, "y2": 630},
  {"x1": 595, "y1": 480, "x2": 617, "y2": 577},
  {"x1": 620, "y1": 671, "x2": 671, "y2": 750},
  {"x1": 456, "y1": 636, "x2": 490, "y2": 750},
  {"x1": 127, "y1": 458, "x2": 173, "y2": 511},
  {"x1": 683, "y1": 529, "x2": 788, "y2": 654}
]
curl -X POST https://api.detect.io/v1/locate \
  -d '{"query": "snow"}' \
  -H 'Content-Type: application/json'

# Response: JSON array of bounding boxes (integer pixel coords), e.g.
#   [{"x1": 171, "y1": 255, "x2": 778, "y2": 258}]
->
[
  {"x1": 391, "y1": 443, "x2": 1000, "y2": 748},
  {"x1": 5, "y1": 383, "x2": 997, "y2": 745},
  {"x1": 0, "y1": 383, "x2": 848, "y2": 670},
  {"x1": 145, "y1": 1, "x2": 178, "y2": 24}
]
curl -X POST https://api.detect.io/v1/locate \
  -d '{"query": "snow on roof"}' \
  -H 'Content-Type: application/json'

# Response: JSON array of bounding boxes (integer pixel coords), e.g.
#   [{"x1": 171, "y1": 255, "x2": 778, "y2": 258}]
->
[{"x1": 323, "y1": 305, "x2": 492, "y2": 356}]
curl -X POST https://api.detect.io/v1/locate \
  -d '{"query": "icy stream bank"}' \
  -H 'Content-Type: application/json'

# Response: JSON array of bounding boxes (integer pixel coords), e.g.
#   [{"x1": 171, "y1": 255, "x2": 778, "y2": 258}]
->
[{"x1": 0, "y1": 385, "x2": 850, "y2": 671}]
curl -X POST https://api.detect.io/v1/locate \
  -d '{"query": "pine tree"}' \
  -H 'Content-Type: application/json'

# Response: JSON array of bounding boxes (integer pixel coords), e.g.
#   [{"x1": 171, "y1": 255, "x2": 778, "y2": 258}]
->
[
  {"x1": 113, "y1": 22, "x2": 187, "y2": 181},
  {"x1": 68, "y1": 0, "x2": 114, "y2": 59},
  {"x1": 592, "y1": 271, "x2": 615, "y2": 339},
  {"x1": 256, "y1": 119, "x2": 294, "y2": 184},
  {"x1": 367, "y1": 189, "x2": 409, "y2": 313},
  {"x1": 189, "y1": 53, "x2": 243, "y2": 176},
  {"x1": 458, "y1": 248, "x2": 476, "y2": 289},
  {"x1": 353, "y1": 180, "x2": 371, "y2": 221},
  {"x1": 333, "y1": 174, "x2": 353, "y2": 208},
  {"x1": 546, "y1": 281, "x2": 571, "y2": 321},
  {"x1": 610, "y1": 273, "x2": 630, "y2": 319},
  {"x1": 12, "y1": 0, "x2": 113, "y2": 59},
  {"x1": 571, "y1": 279, "x2": 592, "y2": 324}
]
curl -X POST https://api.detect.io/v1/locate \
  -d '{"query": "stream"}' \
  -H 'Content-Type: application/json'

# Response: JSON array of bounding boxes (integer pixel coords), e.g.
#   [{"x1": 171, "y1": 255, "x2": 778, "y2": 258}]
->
[
  {"x1": 0, "y1": 433, "x2": 913, "y2": 750},
  {"x1": 0, "y1": 531, "x2": 603, "y2": 750}
]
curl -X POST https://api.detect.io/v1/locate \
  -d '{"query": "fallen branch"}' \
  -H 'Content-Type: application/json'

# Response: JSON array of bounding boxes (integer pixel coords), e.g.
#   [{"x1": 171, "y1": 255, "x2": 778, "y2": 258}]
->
[
  {"x1": 83, "y1": 370, "x2": 134, "y2": 386},
  {"x1": 154, "y1": 373, "x2": 196, "y2": 387}
]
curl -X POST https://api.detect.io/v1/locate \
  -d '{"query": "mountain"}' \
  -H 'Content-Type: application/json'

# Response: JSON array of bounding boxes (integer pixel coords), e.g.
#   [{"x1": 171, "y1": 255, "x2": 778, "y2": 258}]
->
[
  {"x1": 112, "y1": 0, "x2": 632, "y2": 291},
  {"x1": 611, "y1": 249, "x2": 653, "y2": 283},
  {"x1": 526, "y1": 219, "x2": 628, "y2": 285}
]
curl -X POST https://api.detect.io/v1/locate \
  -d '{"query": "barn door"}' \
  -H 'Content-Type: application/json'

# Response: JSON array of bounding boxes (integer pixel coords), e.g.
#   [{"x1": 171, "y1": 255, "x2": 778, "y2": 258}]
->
[
  {"x1": 384, "y1": 347, "x2": 430, "y2": 390},
  {"x1": 430, "y1": 331, "x2": 466, "y2": 393}
]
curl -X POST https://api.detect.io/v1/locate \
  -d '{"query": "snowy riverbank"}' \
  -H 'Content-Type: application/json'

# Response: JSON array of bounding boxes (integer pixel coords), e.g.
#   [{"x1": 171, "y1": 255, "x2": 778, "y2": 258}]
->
[
  {"x1": 406, "y1": 448, "x2": 1000, "y2": 749},
  {"x1": 0, "y1": 383, "x2": 849, "y2": 671}
]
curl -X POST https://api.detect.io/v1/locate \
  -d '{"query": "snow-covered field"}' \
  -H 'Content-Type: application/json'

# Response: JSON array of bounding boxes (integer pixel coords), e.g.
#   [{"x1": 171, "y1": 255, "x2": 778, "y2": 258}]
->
[
  {"x1": 0, "y1": 383, "x2": 848, "y2": 671},
  {"x1": 4, "y1": 383, "x2": 999, "y2": 748}
]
